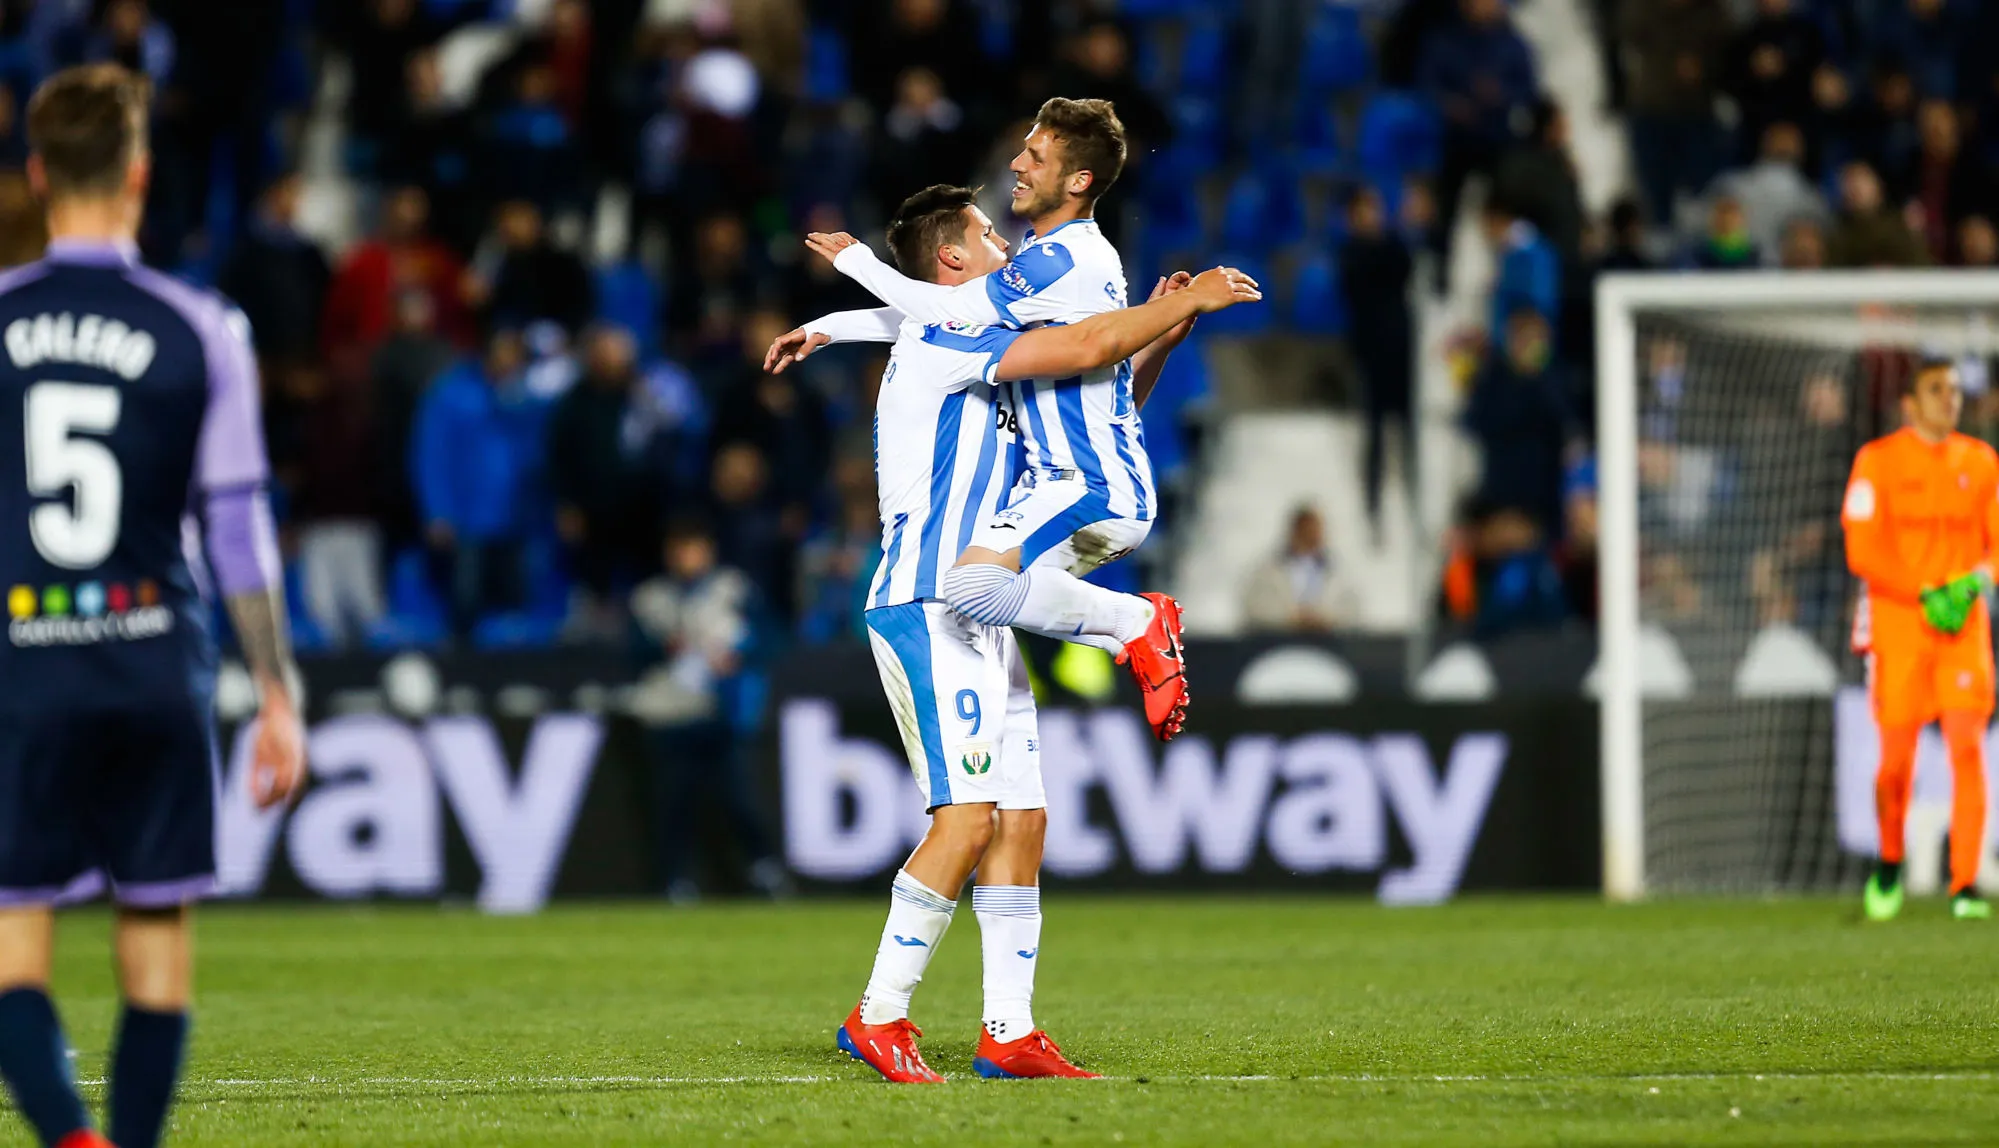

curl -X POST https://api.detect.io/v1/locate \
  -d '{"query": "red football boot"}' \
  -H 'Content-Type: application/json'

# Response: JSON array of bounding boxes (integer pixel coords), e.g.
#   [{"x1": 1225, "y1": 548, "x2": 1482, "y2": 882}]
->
[
  {"x1": 56, "y1": 1132, "x2": 115, "y2": 1148},
  {"x1": 1117, "y1": 592, "x2": 1188, "y2": 741},
  {"x1": 971, "y1": 1028, "x2": 1100, "y2": 1079},
  {"x1": 837, "y1": 1002, "x2": 945, "y2": 1083}
]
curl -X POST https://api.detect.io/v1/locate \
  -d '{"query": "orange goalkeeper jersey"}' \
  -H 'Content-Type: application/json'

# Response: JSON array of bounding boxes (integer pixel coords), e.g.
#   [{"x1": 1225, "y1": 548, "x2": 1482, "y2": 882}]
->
[{"x1": 1842, "y1": 427, "x2": 1999, "y2": 651}]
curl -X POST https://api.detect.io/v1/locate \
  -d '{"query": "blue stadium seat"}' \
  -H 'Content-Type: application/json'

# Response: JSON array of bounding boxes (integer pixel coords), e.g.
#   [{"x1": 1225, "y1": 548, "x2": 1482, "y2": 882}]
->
[
  {"x1": 283, "y1": 561, "x2": 330, "y2": 655},
  {"x1": 1178, "y1": 10, "x2": 1231, "y2": 90},
  {"x1": 471, "y1": 612, "x2": 564, "y2": 651},
  {"x1": 1300, "y1": 4, "x2": 1371, "y2": 94},
  {"x1": 1192, "y1": 252, "x2": 1274, "y2": 336},
  {"x1": 386, "y1": 547, "x2": 448, "y2": 641},
  {"x1": 806, "y1": 25, "x2": 850, "y2": 103},
  {"x1": 1289, "y1": 252, "x2": 1349, "y2": 335},
  {"x1": 1357, "y1": 91, "x2": 1441, "y2": 183},
  {"x1": 1140, "y1": 144, "x2": 1210, "y2": 255},
  {"x1": 1220, "y1": 165, "x2": 1306, "y2": 254},
  {"x1": 1134, "y1": 342, "x2": 1212, "y2": 482},
  {"x1": 594, "y1": 261, "x2": 661, "y2": 357},
  {"x1": 1168, "y1": 94, "x2": 1226, "y2": 163},
  {"x1": 1291, "y1": 95, "x2": 1346, "y2": 178}
]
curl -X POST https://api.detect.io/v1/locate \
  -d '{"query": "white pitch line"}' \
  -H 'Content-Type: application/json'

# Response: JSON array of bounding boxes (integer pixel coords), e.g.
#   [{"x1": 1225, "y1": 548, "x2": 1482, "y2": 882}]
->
[{"x1": 68, "y1": 1071, "x2": 1999, "y2": 1089}]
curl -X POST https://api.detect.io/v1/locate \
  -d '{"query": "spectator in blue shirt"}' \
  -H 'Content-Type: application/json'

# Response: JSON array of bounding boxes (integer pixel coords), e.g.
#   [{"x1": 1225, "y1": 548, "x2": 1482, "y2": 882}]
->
[
  {"x1": 1419, "y1": 0, "x2": 1539, "y2": 283},
  {"x1": 413, "y1": 327, "x2": 533, "y2": 638},
  {"x1": 1483, "y1": 196, "x2": 1561, "y2": 344}
]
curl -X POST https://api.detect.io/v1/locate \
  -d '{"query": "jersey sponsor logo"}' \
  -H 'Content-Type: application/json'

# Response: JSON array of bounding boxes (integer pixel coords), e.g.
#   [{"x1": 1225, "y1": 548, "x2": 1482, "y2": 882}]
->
[
  {"x1": 999, "y1": 263, "x2": 1034, "y2": 296},
  {"x1": 6, "y1": 579, "x2": 171, "y2": 647},
  {"x1": 1844, "y1": 478, "x2": 1876, "y2": 521},
  {"x1": 781, "y1": 700, "x2": 1507, "y2": 904}
]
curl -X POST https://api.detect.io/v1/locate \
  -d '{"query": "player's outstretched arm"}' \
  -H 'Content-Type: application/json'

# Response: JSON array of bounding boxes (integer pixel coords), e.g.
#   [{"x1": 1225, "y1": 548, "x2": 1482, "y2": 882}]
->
[
  {"x1": 765, "y1": 306, "x2": 904, "y2": 374},
  {"x1": 806, "y1": 232, "x2": 996, "y2": 326},
  {"x1": 993, "y1": 267, "x2": 1260, "y2": 383}
]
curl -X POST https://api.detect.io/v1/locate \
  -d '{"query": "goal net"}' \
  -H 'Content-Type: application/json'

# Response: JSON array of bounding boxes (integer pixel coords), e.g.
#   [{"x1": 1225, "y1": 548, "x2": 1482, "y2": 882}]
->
[{"x1": 1595, "y1": 273, "x2": 1999, "y2": 898}]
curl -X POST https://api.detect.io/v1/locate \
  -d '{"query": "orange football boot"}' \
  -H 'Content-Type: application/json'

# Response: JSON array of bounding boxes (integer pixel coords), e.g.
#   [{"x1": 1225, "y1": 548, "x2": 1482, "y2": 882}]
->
[
  {"x1": 1117, "y1": 591, "x2": 1188, "y2": 741},
  {"x1": 971, "y1": 1028, "x2": 1100, "y2": 1079},
  {"x1": 837, "y1": 1002, "x2": 945, "y2": 1083}
]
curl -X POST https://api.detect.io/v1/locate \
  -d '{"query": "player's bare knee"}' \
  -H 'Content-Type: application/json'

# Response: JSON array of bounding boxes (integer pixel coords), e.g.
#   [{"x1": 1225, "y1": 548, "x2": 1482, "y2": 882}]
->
[
  {"x1": 928, "y1": 804, "x2": 998, "y2": 857},
  {"x1": 996, "y1": 807, "x2": 1048, "y2": 848},
  {"x1": 114, "y1": 904, "x2": 192, "y2": 1011},
  {"x1": 954, "y1": 546, "x2": 1022, "y2": 572},
  {"x1": 0, "y1": 906, "x2": 55, "y2": 991}
]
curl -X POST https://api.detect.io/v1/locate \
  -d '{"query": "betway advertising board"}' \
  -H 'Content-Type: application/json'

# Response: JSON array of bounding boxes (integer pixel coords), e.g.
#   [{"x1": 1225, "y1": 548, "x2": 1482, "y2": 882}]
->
[{"x1": 209, "y1": 648, "x2": 1600, "y2": 910}]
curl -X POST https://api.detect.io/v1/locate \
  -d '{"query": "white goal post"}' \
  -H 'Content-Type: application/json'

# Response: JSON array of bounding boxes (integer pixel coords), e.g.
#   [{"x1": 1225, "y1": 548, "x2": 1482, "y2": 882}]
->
[{"x1": 1595, "y1": 271, "x2": 1999, "y2": 901}]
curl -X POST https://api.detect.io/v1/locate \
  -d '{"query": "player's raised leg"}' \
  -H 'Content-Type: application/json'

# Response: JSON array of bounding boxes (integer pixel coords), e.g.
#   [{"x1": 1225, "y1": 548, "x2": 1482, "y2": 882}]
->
[
  {"x1": 0, "y1": 908, "x2": 103, "y2": 1148},
  {"x1": 946, "y1": 480, "x2": 1187, "y2": 740}
]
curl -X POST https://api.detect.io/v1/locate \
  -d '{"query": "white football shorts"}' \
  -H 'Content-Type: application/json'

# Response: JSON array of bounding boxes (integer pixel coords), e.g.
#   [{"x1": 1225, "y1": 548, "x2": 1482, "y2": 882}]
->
[
  {"x1": 967, "y1": 469, "x2": 1152, "y2": 575},
  {"x1": 864, "y1": 599, "x2": 1045, "y2": 812}
]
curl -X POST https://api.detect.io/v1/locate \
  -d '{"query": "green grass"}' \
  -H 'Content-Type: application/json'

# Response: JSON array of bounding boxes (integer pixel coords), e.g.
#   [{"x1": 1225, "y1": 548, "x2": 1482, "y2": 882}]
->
[{"x1": 6, "y1": 896, "x2": 1997, "y2": 1145}]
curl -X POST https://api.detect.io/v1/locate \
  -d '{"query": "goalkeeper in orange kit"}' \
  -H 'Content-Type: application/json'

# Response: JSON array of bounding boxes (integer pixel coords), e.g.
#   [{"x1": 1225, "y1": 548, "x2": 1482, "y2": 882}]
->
[{"x1": 1842, "y1": 360, "x2": 1995, "y2": 921}]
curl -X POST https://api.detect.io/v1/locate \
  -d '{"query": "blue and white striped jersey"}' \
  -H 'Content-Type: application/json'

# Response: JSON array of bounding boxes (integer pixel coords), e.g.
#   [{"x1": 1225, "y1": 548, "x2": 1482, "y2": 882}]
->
[
  {"x1": 867, "y1": 319, "x2": 1023, "y2": 609},
  {"x1": 833, "y1": 218, "x2": 1156, "y2": 524}
]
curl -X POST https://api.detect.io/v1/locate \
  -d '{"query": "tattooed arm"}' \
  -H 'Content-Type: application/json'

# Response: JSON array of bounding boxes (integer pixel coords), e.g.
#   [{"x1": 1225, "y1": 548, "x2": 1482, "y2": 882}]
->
[{"x1": 197, "y1": 303, "x2": 305, "y2": 809}]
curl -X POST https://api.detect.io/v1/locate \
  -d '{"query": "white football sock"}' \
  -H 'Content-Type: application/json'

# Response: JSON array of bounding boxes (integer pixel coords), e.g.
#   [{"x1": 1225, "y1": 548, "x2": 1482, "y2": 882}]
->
[
  {"x1": 973, "y1": 884, "x2": 1041, "y2": 1042},
  {"x1": 943, "y1": 563, "x2": 1152, "y2": 655},
  {"x1": 860, "y1": 870, "x2": 956, "y2": 1025}
]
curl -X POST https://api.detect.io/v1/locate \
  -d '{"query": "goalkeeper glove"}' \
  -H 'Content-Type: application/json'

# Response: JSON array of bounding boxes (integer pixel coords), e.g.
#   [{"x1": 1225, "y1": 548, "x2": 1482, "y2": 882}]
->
[
  {"x1": 1922, "y1": 571, "x2": 1990, "y2": 635},
  {"x1": 1921, "y1": 584, "x2": 1970, "y2": 635}
]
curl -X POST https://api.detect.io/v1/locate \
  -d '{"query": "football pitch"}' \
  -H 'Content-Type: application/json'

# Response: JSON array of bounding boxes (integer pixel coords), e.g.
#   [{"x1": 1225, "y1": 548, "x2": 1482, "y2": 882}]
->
[{"x1": 6, "y1": 896, "x2": 1995, "y2": 1146}]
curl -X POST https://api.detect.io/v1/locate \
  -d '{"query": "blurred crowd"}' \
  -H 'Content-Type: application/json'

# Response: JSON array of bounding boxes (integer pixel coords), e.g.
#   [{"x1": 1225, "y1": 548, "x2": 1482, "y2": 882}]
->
[{"x1": 2, "y1": 0, "x2": 1992, "y2": 658}]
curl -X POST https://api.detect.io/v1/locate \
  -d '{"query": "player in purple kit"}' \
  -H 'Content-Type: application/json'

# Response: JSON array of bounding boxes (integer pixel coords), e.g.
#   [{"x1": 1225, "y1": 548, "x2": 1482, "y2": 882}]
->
[{"x1": 0, "y1": 65, "x2": 304, "y2": 1148}]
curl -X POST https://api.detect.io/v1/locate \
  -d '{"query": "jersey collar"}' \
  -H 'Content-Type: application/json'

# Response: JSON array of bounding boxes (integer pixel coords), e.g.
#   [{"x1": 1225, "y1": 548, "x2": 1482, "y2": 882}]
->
[
  {"x1": 44, "y1": 238, "x2": 140, "y2": 267},
  {"x1": 1022, "y1": 217, "x2": 1095, "y2": 246}
]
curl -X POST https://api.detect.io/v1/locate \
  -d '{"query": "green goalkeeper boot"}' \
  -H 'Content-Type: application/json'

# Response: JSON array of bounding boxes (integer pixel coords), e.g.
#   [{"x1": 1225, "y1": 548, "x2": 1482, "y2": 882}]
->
[
  {"x1": 1863, "y1": 863, "x2": 1904, "y2": 922},
  {"x1": 1951, "y1": 889, "x2": 1992, "y2": 921}
]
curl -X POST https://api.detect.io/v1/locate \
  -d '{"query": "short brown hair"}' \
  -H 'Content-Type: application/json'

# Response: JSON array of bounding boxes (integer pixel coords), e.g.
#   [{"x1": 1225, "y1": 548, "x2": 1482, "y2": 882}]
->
[
  {"x1": 1034, "y1": 97, "x2": 1126, "y2": 206},
  {"x1": 886, "y1": 185, "x2": 978, "y2": 282},
  {"x1": 27, "y1": 64, "x2": 151, "y2": 198}
]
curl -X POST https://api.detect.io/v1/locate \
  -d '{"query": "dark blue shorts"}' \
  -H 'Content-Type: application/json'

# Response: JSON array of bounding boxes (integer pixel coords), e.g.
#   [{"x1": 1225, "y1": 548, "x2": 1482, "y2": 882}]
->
[{"x1": 0, "y1": 686, "x2": 218, "y2": 908}]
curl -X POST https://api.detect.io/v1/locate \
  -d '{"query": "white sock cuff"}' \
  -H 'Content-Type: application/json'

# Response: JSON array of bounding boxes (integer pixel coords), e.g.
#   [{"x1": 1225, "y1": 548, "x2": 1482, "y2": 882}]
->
[
  {"x1": 893, "y1": 870, "x2": 957, "y2": 914},
  {"x1": 971, "y1": 884, "x2": 1041, "y2": 919}
]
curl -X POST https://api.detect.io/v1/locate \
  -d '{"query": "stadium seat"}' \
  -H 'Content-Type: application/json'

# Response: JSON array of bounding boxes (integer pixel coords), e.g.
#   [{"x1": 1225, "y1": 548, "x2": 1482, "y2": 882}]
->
[
  {"x1": 1168, "y1": 94, "x2": 1226, "y2": 165},
  {"x1": 386, "y1": 547, "x2": 449, "y2": 642},
  {"x1": 1288, "y1": 253, "x2": 1348, "y2": 335},
  {"x1": 1191, "y1": 252, "x2": 1273, "y2": 336},
  {"x1": 1220, "y1": 168, "x2": 1305, "y2": 254},
  {"x1": 593, "y1": 261, "x2": 661, "y2": 357},
  {"x1": 805, "y1": 25, "x2": 850, "y2": 103},
  {"x1": 471, "y1": 612, "x2": 564, "y2": 650},
  {"x1": 1138, "y1": 144, "x2": 1209, "y2": 255},
  {"x1": 1177, "y1": 10, "x2": 1231, "y2": 90},
  {"x1": 1357, "y1": 91, "x2": 1441, "y2": 183},
  {"x1": 1299, "y1": 5, "x2": 1371, "y2": 94},
  {"x1": 1290, "y1": 95, "x2": 1346, "y2": 179}
]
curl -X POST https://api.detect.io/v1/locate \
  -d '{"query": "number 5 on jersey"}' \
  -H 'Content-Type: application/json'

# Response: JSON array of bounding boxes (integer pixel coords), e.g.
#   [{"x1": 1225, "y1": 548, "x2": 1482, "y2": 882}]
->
[{"x1": 25, "y1": 381, "x2": 122, "y2": 569}]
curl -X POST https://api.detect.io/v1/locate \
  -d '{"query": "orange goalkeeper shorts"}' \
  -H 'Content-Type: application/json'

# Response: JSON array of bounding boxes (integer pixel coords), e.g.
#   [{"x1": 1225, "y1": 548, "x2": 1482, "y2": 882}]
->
[{"x1": 1869, "y1": 606, "x2": 1996, "y2": 727}]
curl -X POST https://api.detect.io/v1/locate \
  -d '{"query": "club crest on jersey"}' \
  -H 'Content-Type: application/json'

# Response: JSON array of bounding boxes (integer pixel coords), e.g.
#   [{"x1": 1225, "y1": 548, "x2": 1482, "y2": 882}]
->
[{"x1": 960, "y1": 744, "x2": 994, "y2": 775}]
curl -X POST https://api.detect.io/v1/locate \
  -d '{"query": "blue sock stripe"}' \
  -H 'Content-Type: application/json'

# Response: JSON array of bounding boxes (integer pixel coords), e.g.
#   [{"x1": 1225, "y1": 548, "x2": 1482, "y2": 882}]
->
[
  {"x1": 943, "y1": 565, "x2": 1031, "y2": 627},
  {"x1": 892, "y1": 872, "x2": 956, "y2": 914},
  {"x1": 972, "y1": 886, "x2": 1042, "y2": 919}
]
